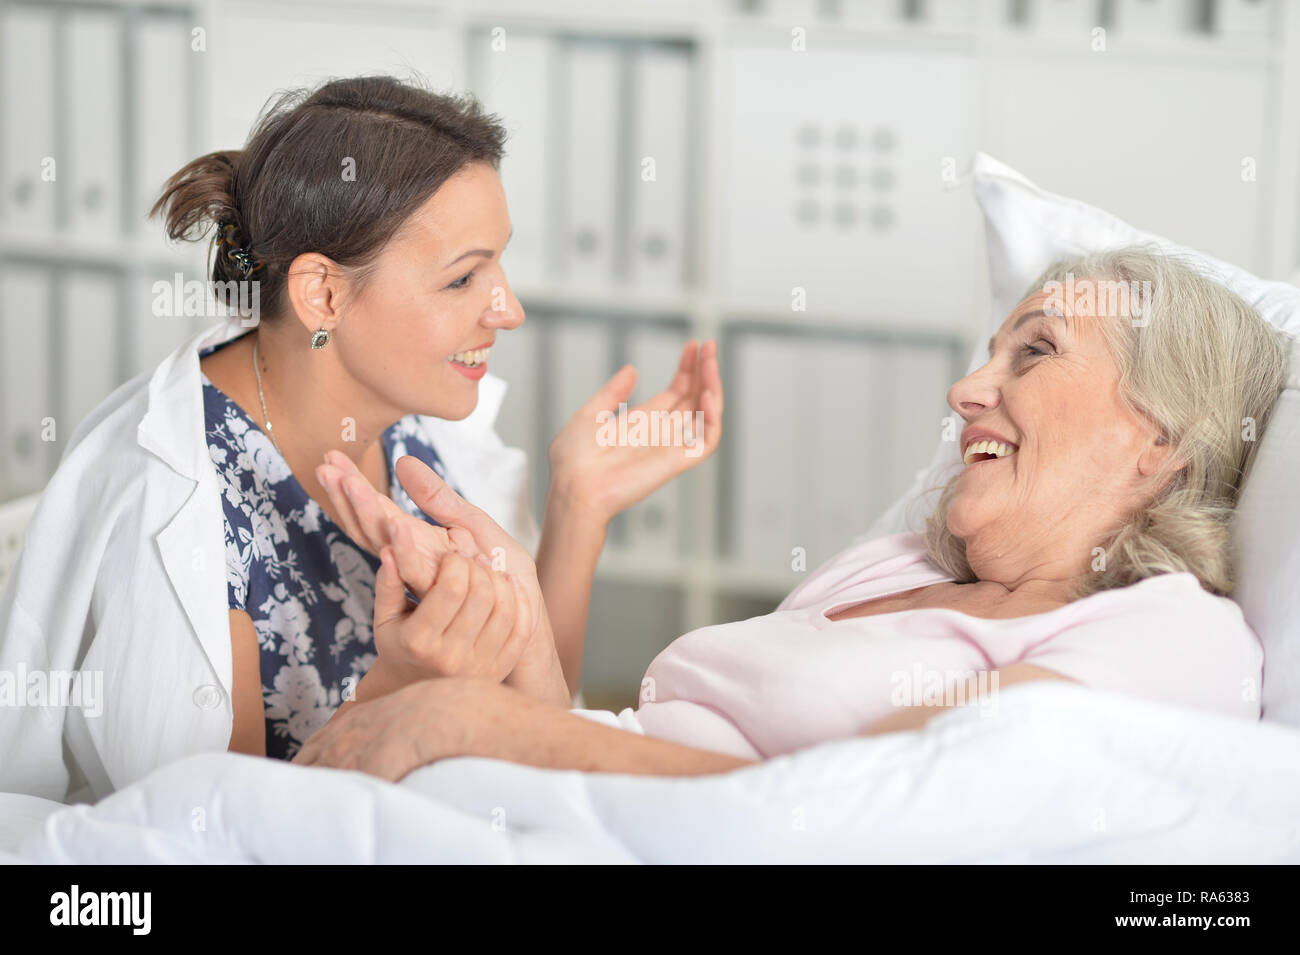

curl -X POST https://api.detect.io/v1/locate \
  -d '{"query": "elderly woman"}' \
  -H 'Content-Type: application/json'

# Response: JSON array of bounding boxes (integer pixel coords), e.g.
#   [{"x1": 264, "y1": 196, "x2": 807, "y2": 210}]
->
[{"x1": 293, "y1": 247, "x2": 1289, "y2": 780}]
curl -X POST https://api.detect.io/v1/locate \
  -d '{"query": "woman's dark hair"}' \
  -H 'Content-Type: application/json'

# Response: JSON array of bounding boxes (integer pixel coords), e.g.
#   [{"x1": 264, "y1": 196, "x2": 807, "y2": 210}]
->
[{"x1": 151, "y1": 75, "x2": 507, "y2": 317}]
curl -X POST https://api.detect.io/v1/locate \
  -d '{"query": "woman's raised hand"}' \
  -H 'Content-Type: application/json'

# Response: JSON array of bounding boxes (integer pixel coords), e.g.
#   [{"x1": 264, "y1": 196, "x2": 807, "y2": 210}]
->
[{"x1": 546, "y1": 339, "x2": 724, "y2": 524}]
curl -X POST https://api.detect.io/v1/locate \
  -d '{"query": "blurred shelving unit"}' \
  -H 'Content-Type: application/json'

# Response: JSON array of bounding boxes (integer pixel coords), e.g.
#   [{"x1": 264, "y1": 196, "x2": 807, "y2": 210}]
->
[{"x1": 1, "y1": 0, "x2": 1297, "y2": 705}]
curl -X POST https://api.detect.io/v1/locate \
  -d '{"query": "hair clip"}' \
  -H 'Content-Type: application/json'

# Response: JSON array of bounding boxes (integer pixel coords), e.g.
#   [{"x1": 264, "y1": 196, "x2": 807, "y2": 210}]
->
[
  {"x1": 218, "y1": 223, "x2": 262, "y2": 278},
  {"x1": 228, "y1": 247, "x2": 256, "y2": 278}
]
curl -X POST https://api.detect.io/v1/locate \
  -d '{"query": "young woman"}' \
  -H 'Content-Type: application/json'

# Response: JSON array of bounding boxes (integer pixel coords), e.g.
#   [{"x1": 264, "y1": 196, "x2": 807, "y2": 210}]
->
[{"x1": 0, "y1": 76, "x2": 721, "y2": 802}]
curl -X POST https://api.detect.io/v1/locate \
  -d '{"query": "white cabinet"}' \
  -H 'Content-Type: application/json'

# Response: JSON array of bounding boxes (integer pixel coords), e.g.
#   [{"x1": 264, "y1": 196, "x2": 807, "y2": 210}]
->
[{"x1": 719, "y1": 46, "x2": 979, "y2": 325}]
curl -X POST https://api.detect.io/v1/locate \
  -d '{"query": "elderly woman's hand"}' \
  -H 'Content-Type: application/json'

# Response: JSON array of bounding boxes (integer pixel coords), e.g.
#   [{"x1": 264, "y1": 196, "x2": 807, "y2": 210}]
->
[
  {"x1": 297, "y1": 675, "x2": 756, "y2": 781},
  {"x1": 294, "y1": 677, "x2": 532, "y2": 781}
]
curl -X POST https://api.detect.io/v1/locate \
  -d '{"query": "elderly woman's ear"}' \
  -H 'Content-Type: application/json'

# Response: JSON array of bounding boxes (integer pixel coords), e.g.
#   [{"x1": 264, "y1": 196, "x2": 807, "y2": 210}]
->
[{"x1": 1136, "y1": 427, "x2": 1188, "y2": 483}]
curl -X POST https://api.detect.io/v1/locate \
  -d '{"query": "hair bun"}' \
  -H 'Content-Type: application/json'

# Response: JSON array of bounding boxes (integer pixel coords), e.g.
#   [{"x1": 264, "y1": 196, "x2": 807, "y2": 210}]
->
[{"x1": 215, "y1": 219, "x2": 261, "y2": 279}]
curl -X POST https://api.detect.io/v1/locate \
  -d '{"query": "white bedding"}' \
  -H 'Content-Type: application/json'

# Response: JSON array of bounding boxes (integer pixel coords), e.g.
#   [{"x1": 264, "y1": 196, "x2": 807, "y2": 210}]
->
[{"x1": 4, "y1": 682, "x2": 1299, "y2": 864}]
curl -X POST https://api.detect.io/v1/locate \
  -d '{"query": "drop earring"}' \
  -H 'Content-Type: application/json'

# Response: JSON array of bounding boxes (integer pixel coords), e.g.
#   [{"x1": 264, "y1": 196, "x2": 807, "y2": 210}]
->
[{"x1": 310, "y1": 328, "x2": 330, "y2": 349}]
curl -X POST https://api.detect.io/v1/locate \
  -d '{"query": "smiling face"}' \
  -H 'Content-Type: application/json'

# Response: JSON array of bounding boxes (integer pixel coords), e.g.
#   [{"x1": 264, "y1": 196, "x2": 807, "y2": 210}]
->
[
  {"x1": 328, "y1": 161, "x2": 522, "y2": 422},
  {"x1": 944, "y1": 287, "x2": 1173, "y2": 581}
]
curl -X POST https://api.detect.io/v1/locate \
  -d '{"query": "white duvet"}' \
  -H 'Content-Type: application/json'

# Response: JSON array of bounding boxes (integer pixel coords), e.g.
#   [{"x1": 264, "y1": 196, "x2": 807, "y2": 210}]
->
[{"x1": 3, "y1": 682, "x2": 1299, "y2": 864}]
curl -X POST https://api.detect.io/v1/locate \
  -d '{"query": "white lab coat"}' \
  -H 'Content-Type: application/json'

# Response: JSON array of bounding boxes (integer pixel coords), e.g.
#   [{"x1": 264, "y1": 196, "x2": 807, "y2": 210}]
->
[{"x1": 0, "y1": 316, "x2": 536, "y2": 804}]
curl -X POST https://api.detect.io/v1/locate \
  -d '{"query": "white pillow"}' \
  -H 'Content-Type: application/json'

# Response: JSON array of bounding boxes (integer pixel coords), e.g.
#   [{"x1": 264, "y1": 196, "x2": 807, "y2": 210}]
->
[
  {"x1": 866, "y1": 152, "x2": 1300, "y2": 727},
  {"x1": 1232, "y1": 341, "x2": 1300, "y2": 726}
]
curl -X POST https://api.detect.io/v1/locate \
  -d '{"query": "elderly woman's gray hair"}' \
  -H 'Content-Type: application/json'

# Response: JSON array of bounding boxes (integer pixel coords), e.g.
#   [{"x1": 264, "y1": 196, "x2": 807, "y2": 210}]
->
[{"x1": 925, "y1": 246, "x2": 1291, "y2": 598}]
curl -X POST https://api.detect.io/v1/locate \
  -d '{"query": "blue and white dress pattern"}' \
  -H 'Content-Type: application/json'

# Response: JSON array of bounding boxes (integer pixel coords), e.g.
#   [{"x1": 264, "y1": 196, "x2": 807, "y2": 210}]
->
[{"x1": 199, "y1": 342, "x2": 454, "y2": 759}]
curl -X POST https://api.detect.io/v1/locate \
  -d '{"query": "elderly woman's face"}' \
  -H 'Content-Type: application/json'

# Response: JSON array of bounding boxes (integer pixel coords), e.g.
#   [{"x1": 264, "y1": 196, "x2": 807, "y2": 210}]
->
[{"x1": 945, "y1": 289, "x2": 1168, "y2": 568}]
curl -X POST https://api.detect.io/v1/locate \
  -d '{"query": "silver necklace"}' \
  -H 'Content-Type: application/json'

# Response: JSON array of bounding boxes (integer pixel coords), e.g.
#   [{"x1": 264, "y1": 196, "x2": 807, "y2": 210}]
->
[{"x1": 252, "y1": 336, "x2": 284, "y2": 456}]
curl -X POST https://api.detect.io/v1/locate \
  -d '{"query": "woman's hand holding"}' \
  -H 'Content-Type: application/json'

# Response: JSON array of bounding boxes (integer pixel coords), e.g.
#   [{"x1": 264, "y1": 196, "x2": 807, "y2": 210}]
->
[
  {"x1": 321, "y1": 452, "x2": 569, "y2": 706},
  {"x1": 317, "y1": 451, "x2": 472, "y2": 595},
  {"x1": 317, "y1": 450, "x2": 541, "y2": 615},
  {"x1": 355, "y1": 533, "x2": 534, "y2": 701},
  {"x1": 546, "y1": 339, "x2": 724, "y2": 524}
]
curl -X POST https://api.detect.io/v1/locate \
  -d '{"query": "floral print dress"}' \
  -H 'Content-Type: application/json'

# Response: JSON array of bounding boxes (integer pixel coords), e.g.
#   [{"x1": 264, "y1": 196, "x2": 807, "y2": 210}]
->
[{"x1": 199, "y1": 347, "x2": 454, "y2": 759}]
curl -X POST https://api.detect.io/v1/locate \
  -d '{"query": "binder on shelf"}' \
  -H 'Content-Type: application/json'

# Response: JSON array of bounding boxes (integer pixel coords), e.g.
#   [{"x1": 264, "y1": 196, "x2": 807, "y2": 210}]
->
[
  {"x1": 731, "y1": 331, "x2": 953, "y2": 569},
  {"x1": 558, "y1": 41, "x2": 622, "y2": 286},
  {"x1": 1111, "y1": 0, "x2": 1199, "y2": 35},
  {"x1": 808, "y1": 338, "x2": 882, "y2": 564},
  {"x1": 127, "y1": 268, "x2": 200, "y2": 379},
  {"x1": 132, "y1": 13, "x2": 192, "y2": 239},
  {"x1": 472, "y1": 30, "x2": 556, "y2": 292},
  {"x1": 547, "y1": 317, "x2": 615, "y2": 441},
  {"x1": 487, "y1": 317, "x2": 543, "y2": 502},
  {"x1": 60, "y1": 268, "x2": 122, "y2": 439},
  {"x1": 1023, "y1": 0, "x2": 1100, "y2": 34},
  {"x1": 732, "y1": 332, "x2": 803, "y2": 571},
  {"x1": 1, "y1": 4, "x2": 57, "y2": 233},
  {"x1": 66, "y1": 7, "x2": 125, "y2": 239},
  {"x1": 1214, "y1": 0, "x2": 1275, "y2": 36},
  {"x1": 628, "y1": 44, "x2": 692, "y2": 294},
  {"x1": 921, "y1": 0, "x2": 978, "y2": 28},
  {"x1": 619, "y1": 324, "x2": 686, "y2": 560},
  {"x1": 839, "y1": 0, "x2": 908, "y2": 29},
  {"x1": 547, "y1": 316, "x2": 617, "y2": 548},
  {"x1": 0, "y1": 263, "x2": 53, "y2": 496},
  {"x1": 881, "y1": 341, "x2": 953, "y2": 508},
  {"x1": 761, "y1": 1, "x2": 823, "y2": 22}
]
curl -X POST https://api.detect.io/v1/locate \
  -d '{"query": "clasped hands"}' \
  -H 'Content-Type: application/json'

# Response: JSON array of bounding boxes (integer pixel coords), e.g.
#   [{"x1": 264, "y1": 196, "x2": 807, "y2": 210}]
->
[
  {"x1": 295, "y1": 339, "x2": 724, "y2": 778},
  {"x1": 315, "y1": 450, "x2": 569, "y2": 707},
  {"x1": 313, "y1": 337, "x2": 723, "y2": 709}
]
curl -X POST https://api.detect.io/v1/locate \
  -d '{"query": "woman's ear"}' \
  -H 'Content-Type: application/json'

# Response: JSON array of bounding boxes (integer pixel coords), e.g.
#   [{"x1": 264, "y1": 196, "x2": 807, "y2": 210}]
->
[
  {"x1": 283, "y1": 252, "x2": 345, "y2": 336},
  {"x1": 1137, "y1": 428, "x2": 1188, "y2": 479}
]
